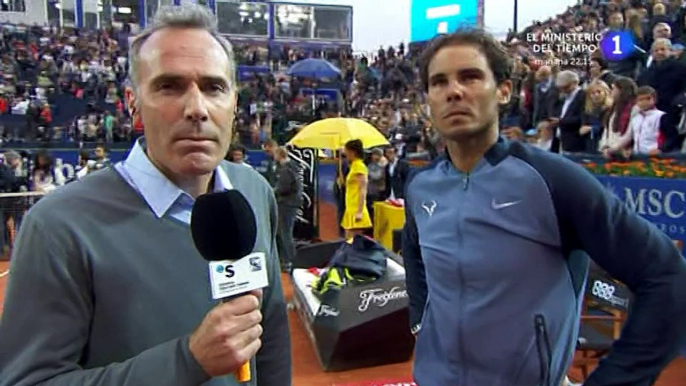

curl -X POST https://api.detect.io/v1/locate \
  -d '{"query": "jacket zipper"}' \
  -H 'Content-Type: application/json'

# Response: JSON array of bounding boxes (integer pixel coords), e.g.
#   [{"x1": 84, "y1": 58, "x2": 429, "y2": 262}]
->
[
  {"x1": 534, "y1": 314, "x2": 552, "y2": 386},
  {"x1": 456, "y1": 174, "x2": 468, "y2": 382}
]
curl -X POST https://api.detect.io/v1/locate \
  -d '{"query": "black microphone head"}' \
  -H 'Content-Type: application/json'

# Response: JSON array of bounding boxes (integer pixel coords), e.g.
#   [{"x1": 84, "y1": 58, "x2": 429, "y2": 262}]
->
[{"x1": 191, "y1": 190, "x2": 257, "y2": 262}]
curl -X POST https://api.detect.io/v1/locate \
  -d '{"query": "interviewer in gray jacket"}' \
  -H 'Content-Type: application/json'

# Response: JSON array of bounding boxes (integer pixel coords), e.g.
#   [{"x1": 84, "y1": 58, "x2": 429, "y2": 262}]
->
[{"x1": 0, "y1": 5, "x2": 291, "y2": 386}]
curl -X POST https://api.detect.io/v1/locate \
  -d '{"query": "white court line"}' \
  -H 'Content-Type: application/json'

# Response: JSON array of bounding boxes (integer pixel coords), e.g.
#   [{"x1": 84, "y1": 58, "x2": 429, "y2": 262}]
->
[{"x1": 0, "y1": 270, "x2": 9, "y2": 278}]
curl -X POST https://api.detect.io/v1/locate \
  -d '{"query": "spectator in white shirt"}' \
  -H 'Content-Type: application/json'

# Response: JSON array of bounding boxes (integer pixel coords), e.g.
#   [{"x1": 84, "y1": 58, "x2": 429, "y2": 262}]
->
[
  {"x1": 606, "y1": 86, "x2": 666, "y2": 157},
  {"x1": 599, "y1": 76, "x2": 639, "y2": 153}
]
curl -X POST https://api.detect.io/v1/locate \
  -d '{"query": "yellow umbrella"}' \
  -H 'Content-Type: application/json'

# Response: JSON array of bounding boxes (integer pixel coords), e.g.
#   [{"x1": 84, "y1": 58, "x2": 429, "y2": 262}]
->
[{"x1": 287, "y1": 118, "x2": 389, "y2": 150}]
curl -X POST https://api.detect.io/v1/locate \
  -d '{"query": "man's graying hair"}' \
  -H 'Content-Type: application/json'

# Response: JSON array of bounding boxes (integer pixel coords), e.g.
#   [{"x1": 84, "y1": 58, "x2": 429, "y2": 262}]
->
[
  {"x1": 556, "y1": 70, "x2": 579, "y2": 86},
  {"x1": 652, "y1": 37, "x2": 672, "y2": 50},
  {"x1": 127, "y1": 5, "x2": 236, "y2": 92}
]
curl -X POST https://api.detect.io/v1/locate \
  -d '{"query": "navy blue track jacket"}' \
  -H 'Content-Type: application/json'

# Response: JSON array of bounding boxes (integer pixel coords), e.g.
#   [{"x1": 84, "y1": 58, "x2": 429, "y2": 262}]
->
[{"x1": 402, "y1": 137, "x2": 686, "y2": 386}]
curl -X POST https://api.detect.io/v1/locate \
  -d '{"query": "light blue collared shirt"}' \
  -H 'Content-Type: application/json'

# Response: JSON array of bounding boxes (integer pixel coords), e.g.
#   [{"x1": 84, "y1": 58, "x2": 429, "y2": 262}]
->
[{"x1": 114, "y1": 138, "x2": 233, "y2": 225}]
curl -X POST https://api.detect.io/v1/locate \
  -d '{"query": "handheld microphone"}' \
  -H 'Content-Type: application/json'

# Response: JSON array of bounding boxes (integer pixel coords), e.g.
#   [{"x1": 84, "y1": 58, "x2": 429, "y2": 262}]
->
[{"x1": 191, "y1": 190, "x2": 267, "y2": 383}]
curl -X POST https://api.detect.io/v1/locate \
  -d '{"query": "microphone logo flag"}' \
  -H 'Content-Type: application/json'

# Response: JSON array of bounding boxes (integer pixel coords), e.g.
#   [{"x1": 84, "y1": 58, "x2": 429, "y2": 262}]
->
[
  {"x1": 249, "y1": 256, "x2": 262, "y2": 271},
  {"x1": 208, "y1": 252, "x2": 268, "y2": 300}
]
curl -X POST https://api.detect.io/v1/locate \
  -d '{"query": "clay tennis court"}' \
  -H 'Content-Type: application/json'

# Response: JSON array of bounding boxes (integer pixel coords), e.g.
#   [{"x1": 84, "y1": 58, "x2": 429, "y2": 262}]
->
[{"x1": 1, "y1": 202, "x2": 685, "y2": 385}]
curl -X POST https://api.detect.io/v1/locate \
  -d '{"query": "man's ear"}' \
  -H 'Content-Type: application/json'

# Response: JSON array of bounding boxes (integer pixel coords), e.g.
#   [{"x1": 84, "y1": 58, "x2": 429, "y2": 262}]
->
[
  {"x1": 124, "y1": 86, "x2": 139, "y2": 120},
  {"x1": 497, "y1": 79, "x2": 513, "y2": 106}
]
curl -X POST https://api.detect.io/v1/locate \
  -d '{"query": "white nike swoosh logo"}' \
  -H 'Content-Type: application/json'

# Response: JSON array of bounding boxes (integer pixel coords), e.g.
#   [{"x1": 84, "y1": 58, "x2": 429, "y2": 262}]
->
[{"x1": 492, "y1": 199, "x2": 521, "y2": 210}]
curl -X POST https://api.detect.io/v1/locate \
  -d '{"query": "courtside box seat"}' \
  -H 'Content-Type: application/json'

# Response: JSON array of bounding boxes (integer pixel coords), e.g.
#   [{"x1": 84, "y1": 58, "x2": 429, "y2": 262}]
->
[{"x1": 290, "y1": 242, "x2": 415, "y2": 371}]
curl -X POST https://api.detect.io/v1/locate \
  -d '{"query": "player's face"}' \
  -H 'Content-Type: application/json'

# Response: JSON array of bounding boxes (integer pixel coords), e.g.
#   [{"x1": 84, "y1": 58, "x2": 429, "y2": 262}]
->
[
  {"x1": 426, "y1": 44, "x2": 510, "y2": 142},
  {"x1": 127, "y1": 28, "x2": 236, "y2": 178}
]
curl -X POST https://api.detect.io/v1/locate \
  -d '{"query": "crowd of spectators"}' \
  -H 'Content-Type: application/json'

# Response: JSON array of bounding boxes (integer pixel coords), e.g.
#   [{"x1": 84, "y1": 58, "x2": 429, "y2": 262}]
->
[
  {"x1": 1, "y1": 0, "x2": 685, "y2": 256},
  {"x1": 1, "y1": 0, "x2": 686, "y2": 162},
  {"x1": 0, "y1": 23, "x2": 134, "y2": 144},
  {"x1": 220, "y1": 0, "x2": 686, "y2": 161},
  {"x1": 500, "y1": 0, "x2": 686, "y2": 157}
]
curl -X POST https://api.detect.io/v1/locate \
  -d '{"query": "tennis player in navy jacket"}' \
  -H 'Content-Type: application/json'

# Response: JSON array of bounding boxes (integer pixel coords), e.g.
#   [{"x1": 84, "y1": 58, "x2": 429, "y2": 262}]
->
[{"x1": 403, "y1": 28, "x2": 686, "y2": 386}]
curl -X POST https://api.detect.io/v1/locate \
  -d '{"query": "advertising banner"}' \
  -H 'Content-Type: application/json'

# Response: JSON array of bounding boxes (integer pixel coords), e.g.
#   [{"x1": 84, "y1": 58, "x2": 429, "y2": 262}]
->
[
  {"x1": 287, "y1": 146, "x2": 319, "y2": 240},
  {"x1": 596, "y1": 176, "x2": 686, "y2": 254},
  {"x1": 410, "y1": 0, "x2": 480, "y2": 43}
]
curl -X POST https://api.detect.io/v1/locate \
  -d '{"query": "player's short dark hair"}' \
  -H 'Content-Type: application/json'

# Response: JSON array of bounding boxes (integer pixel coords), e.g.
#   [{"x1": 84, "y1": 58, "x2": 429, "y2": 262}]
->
[{"x1": 419, "y1": 27, "x2": 512, "y2": 92}]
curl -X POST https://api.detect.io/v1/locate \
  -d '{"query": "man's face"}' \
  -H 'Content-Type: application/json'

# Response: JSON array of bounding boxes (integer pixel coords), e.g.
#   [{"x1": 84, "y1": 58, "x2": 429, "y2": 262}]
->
[
  {"x1": 230, "y1": 150, "x2": 244, "y2": 163},
  {"x1": 95, "y1": 147, "x2": 105, "y2": 159},
  {"x1": 264, "y1": 144, "x2": 275, "y2": 157},
  {"x1": 653, "y1": 43, "x2": 671, "y2": 62},
  {"x1": 127, "y1": 28, "x2": 236, "y2": 178},
  {"x1": 608, "y1": 13, "x2": 623, "y2": 28},
  {"x1": 557, "y1": 81, "x2": 576, "y2": 96},
  {"x1": 654, "y1": 24, "x2": 671, "y2": 39},
  {"x1": 425, "y1": 44, "x2": 509, "y2": 141},
  {"x1": 384, "y1": 148, "x2": 396, "y2": 161}
]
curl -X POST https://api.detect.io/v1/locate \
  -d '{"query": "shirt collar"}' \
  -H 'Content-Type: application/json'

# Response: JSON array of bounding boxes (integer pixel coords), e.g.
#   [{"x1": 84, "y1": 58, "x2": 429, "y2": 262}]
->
[
  {"x1": 640, "y1": 107, "x2": 657, "y2": 116},
  {"x1": 121, "y1": 137, "x2": 233, "y2": 218}
]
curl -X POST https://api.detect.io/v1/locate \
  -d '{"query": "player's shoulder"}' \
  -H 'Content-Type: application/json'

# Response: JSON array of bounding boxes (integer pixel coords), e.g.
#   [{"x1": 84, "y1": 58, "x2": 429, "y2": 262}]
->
[
  {"x1": 506, "y1": 141, "x2": 606, "y2": 203},
  {"x1": 507, "y1": 140, "x2": 586, "y2": 174}
]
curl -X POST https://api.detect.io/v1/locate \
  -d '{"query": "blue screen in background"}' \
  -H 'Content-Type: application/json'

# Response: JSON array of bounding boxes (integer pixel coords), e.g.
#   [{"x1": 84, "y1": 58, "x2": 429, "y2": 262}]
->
[{"x1": 410, "y1": 0, "x2": 479, "y2": 43}]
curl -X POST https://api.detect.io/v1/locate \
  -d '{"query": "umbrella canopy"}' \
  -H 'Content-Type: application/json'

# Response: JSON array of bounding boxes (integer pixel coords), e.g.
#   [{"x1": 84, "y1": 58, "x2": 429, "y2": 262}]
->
[
  {"x1": 288, "y1": 118, "x2": 390, "y2": 150},
  {"x1": 286, "y1": 58, "x2": 341, "y2": 79}
]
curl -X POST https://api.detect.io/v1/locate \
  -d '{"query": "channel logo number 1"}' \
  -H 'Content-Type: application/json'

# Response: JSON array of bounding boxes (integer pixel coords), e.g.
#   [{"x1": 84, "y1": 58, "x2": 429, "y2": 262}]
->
[{"x1": 600, "y1": 31, "x2": 636, "y2": 61}]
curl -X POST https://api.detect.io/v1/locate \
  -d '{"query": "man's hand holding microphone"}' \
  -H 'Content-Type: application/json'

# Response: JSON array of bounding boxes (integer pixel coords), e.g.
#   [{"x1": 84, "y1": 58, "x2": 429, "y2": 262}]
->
[
  {"x1": 190, "y1": 190, "x2": 271, "y2": 382},
  {"x1": 189, "y1": 290, "x2": 263, "y2": 377}
]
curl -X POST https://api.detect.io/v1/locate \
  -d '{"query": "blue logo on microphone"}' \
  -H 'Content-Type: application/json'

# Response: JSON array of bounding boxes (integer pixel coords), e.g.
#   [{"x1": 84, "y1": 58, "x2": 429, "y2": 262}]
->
[{"x1": 215, "y1": 265, "x2": 224, "y2": 273}]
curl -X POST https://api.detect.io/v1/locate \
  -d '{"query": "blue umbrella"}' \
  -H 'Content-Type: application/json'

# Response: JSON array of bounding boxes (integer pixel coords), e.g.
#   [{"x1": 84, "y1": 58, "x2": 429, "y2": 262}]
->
[{"x1": 286, "y1": 58, "x2": 341, "y2": 79}]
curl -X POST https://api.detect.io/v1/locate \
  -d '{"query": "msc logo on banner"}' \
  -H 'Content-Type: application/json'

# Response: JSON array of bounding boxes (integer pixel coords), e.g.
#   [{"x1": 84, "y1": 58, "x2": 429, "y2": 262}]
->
[{"x1": 601, "y1": 177, "x2": 686, "y2": 239}]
